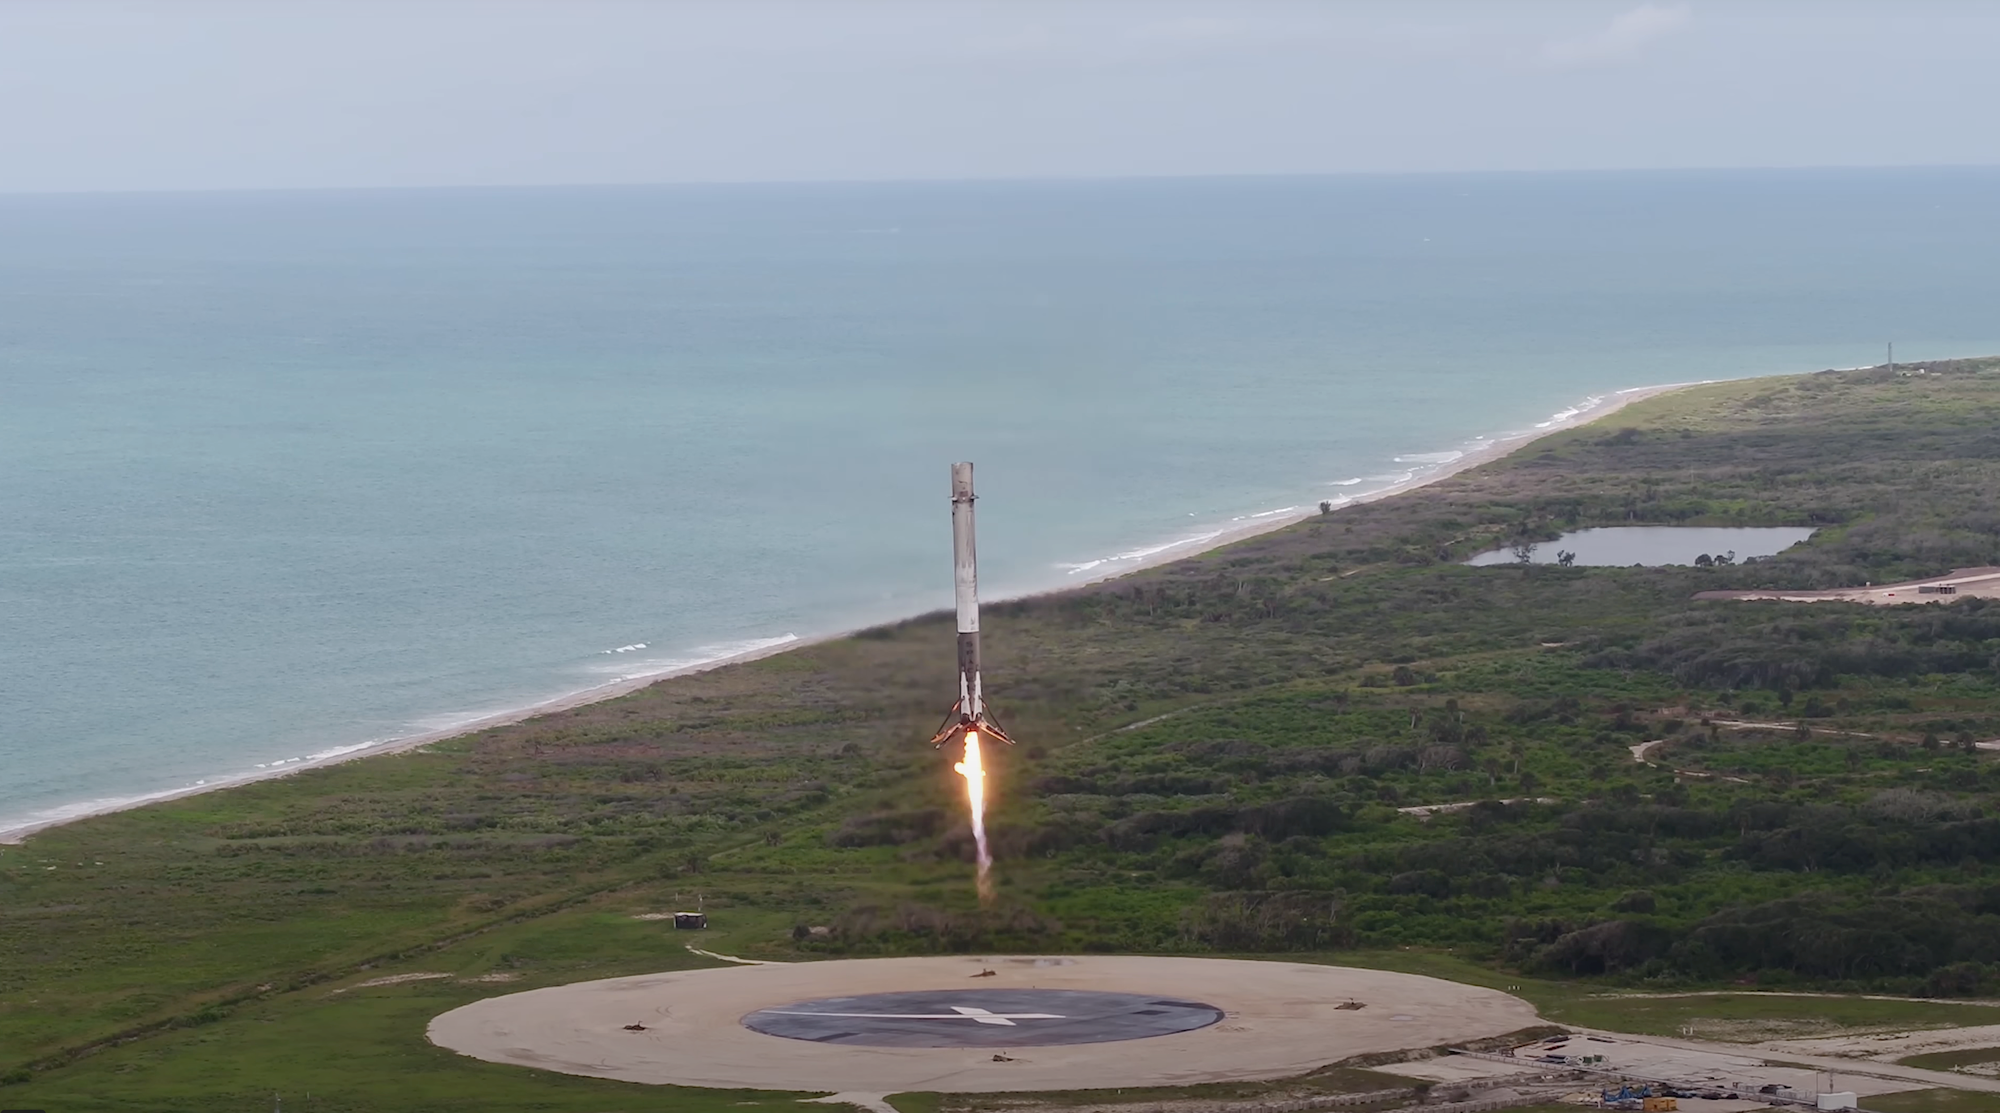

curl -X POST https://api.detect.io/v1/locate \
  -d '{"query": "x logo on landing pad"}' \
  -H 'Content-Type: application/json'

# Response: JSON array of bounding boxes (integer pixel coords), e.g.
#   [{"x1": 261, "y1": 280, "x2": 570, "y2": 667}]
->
[
  {"x1": 765, "y1": 1004, "x2": 1066, "y2": 1026},
  {"x1": 744, "y1": 988, "x2": 1222, "y2": 1047}
]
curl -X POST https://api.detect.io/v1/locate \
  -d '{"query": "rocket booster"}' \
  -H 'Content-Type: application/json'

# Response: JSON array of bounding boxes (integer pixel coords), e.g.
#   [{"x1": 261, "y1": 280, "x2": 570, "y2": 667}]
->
[
  {"x1": 951, "y1": 462, "x2": 984, "y2": 720},
  {"x1": 931, "y1": 462, "x2": 1013, "y2": 747}
]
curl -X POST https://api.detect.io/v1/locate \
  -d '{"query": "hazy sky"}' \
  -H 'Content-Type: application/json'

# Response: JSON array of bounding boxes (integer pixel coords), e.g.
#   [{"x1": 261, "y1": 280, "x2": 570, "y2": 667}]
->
[{"x1": 3, "y1": 1, "x2": 1997, "y2": 192}]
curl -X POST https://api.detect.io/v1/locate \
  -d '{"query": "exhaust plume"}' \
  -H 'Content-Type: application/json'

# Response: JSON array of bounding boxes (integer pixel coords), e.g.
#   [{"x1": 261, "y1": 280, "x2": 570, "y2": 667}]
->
[{"x1": 953, "y1": 729, "x2": 994, "y2": 904}]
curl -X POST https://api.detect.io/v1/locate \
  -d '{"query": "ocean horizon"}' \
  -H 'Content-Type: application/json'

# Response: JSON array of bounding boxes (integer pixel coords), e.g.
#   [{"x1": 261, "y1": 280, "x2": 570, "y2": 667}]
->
[{"x1": 6, "y1": 167, "x2": 2000, "y2": 838}]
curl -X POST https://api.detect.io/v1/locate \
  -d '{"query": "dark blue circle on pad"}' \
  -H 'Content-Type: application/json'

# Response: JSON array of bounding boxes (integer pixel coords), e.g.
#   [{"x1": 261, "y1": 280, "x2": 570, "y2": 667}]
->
[{"x1": 742, "y1": 988, "x2": 1223, "y2": 1048}]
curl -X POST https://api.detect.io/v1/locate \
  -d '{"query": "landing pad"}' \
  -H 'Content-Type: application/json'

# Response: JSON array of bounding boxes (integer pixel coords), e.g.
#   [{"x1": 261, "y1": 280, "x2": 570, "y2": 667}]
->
[{"x1": 427, "y1": 954, "x2": 1538, "y2": 1093}]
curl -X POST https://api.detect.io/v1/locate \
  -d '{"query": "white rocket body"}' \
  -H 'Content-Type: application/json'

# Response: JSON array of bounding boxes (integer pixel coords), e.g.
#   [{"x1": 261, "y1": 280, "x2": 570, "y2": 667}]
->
[
  {"x1": 929, "y1": 462, "x2": 1011, "y2": 747},
  {"x1": 950, "y1": 462, "x2": 984, "y2": 721}
]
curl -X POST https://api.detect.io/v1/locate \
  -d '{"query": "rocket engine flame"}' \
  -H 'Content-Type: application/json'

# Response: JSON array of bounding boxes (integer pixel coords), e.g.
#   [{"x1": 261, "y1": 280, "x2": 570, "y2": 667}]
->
[{"x1": 953, "y1": 730, "x2": 994, "y2": 903}]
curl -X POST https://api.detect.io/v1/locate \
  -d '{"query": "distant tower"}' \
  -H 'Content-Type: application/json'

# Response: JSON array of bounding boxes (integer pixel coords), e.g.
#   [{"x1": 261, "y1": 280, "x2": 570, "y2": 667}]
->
[{"x1": 1888, "y1": 341, "x2": 1895, "y2": 376}]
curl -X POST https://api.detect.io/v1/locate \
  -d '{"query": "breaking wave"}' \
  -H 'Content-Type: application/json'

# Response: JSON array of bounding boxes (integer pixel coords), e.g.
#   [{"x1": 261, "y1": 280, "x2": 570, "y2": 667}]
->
[
  {"x1": 1059, "y1": 529, "x2": 1229, "y2": 576},
  {"x1": 1534, "y1": 394, "x2": 1606, "y2": 428},
  {"x1": 582, "y1": 634, "x2": 801, "y2": 681}
]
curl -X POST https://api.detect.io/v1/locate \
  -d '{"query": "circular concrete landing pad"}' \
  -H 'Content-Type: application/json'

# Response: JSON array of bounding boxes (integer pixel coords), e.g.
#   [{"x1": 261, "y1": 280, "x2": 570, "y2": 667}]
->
[{"x1": 428, "y1": 955, "x2": 1537, "y2": 1093}]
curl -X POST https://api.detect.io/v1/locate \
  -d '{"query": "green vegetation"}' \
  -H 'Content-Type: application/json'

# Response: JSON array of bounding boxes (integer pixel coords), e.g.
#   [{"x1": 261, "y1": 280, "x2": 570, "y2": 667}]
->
[
  {"x1": 1535, "y1": 993, "x2": 2000, "y2": 1041},
  {"x1": 1872, "y1": 1089, "x2": 2000, "y2": 1113},
  {"x1": 7, "y1": 357, "x2": 2000, "y2": 1108},
  {"x1": 1902, "y1": 1046, "x2": 2000, "y2": 1071},
  {"x1": 0, "y1": 928, "x2": 806, "y2": 1111},
  {"x1": 1320, "y1": 952, "x2": 2000, "y2": 1040}
]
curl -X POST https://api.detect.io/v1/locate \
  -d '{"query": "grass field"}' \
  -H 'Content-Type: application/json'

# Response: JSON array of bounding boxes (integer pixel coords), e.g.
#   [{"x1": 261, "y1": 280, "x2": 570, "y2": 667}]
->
[
  {"x1": 1872, "y1": 1090, "x2": 2000, "y2": 1113},
  {"x1": 1536, "y1": 994, "x2": 2000, "y2": 1041},
  {"x1": 1314, "y1": 951, "x2": 2000, "y2": 1039},
  {"x1": 4, "y1": 921, "x2": 813, "y2": 1112},
  {"x1": 1902, "y1": 1047, "x2": 2000, "y2": 1072},
  {"x1": 9, "y1": 358, "x2": 2000, "y2": 1108}
]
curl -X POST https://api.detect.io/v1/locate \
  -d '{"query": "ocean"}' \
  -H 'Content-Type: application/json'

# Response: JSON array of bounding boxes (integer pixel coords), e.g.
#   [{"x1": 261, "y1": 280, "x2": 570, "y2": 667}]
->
[{"x1": 5, "y1": 168, "x2": 1999, "y2": 836}]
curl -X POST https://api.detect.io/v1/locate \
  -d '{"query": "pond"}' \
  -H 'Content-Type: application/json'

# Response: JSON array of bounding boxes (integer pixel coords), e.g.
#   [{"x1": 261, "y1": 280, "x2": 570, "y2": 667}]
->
[{"x1": 1465, "y1": 526, "x2": 1818, "y2": 567}]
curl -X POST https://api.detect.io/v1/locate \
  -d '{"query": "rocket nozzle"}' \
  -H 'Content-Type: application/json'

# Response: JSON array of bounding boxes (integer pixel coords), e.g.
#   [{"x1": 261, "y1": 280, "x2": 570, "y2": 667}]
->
[{"x1": 926, "y1": 700, "x2": 1016, "y2": 749}]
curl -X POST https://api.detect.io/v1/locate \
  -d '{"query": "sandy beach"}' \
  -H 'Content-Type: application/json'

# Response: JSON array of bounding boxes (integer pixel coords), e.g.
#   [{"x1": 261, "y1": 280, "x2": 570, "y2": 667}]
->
[
  {"x1": 0, "y1": 379, "x2": 1693, "y2": 846},
  {"x1": 1081, "y1": 380, "x2": 1697, "y2": 584}
]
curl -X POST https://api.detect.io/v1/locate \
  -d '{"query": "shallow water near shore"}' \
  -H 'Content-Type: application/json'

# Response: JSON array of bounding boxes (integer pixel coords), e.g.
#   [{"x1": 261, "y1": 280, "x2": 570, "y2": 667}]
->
[{"x1": 5, "y1": 169, "x2": 2000, "y2": 836}]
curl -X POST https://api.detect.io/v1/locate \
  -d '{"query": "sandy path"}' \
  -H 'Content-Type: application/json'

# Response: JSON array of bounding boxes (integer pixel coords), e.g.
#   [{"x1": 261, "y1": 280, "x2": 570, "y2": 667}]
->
[
  {"x1": 1566, "y1": 1024, "x2": 2000, "y2": 1096},
  {"x1": 1756, "y1": 1022, "x2": 2000, "y2": 1065},
  {"x1": 1696, "y1": 566, "x2": 2000, "y2": 606}
]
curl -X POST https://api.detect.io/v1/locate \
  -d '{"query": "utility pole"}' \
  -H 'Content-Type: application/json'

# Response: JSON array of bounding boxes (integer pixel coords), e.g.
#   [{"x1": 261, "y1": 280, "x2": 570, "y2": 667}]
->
[{"x1": 1888, "y1": 341, "x2": 1895, "y2": 375}]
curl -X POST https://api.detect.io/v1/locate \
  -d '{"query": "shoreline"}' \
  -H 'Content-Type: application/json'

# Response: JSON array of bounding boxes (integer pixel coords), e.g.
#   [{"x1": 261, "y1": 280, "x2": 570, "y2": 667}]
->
[
  {"x1": 1065, "y1": 380, "x2": 1698, "y2": 585},
  {"x1": 0, "y1": 378, "x2": 1694, "y2": 846}
]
